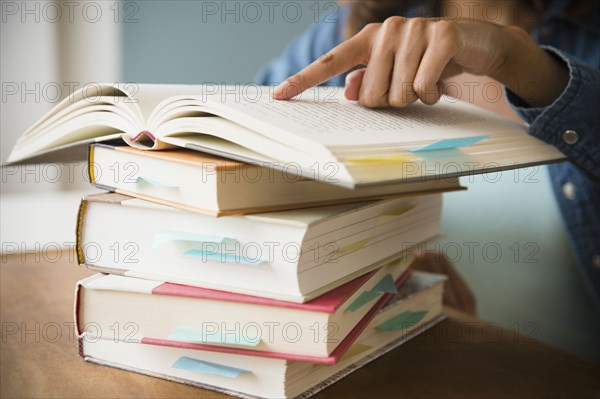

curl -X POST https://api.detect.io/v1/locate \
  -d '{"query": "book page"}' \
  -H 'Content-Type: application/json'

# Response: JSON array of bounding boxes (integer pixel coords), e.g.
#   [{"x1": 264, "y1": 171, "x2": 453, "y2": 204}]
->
[{"x1": 155, "y1": 85, "x2": 528, "y2": 154}]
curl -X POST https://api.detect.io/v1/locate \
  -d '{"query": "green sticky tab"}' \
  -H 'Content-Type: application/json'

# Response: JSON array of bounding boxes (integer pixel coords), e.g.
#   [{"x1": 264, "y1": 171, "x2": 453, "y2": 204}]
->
[
  {"x1": 136, "y1": 176, "x2": 179, "y2": 189},
  {"x1": 172, "y1": 356, "x2": 251, "y2": 378},
  {"x1": 376, "y1": 310, "x2": 428, "y2": 331},
  {"x1": 346, "y1": 291, "x2": 380, "y2": 312},
  {"x1": 372, "y1": 274, "x2": 398, "y2": 294},
  {"x1": 168, "y1": 329, "x2": 260, "y2": 347}
]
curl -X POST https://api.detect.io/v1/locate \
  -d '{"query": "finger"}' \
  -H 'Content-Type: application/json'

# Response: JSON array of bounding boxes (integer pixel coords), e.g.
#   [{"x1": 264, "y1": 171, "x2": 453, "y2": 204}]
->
[
  {"x1": 448, "y1": 271, "x2": 476, "y2": 315},
  {"x1": 344, "y1": 69, "x2": 366, "y2": 101},
  {"x1": 411, "y1": 250, "x2": 444, "y2": 273},
  {"x1": 435, "y1": 256, "x2": 476, "y2": 315},
  {"x1": 388, "y1": 20, "x2": 427, "y2": 107},
  {"x1": 413, "y1": 251, "x2": 475, "y2": 313},
  {"x1": 414, "y1": 21, "x2": 461, "y2": 105},
  {"x1": 273, "y1": 33, "x2": 371, "y2": 100},
  {"x1": 443, "y1": 282, "x2": 462, "y2": 310},
  {"x1": 357, "y1": 27, "x2": 397, "y2": 107}
]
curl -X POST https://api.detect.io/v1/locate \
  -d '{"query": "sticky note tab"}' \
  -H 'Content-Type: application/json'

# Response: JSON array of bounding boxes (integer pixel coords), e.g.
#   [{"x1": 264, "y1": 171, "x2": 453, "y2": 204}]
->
[
  {"x1": 345, "y1": 155, "x2": 419, "y2": 165},
  {"x1": 372, "y1": 274, "x2": 398, "y2": 294},
  {"x1": 135, "y1": 176, "x2": 179, "y2": 188},
  {"x1": 154, "y1": 231, "x2": 237, "y2": 248},
  {"x1": 172, "y1": 356, "x2": 251, "y2": 378},
  {"x1": 412, "y1": 136, "x2": 488, "y2": 152},
  {"x1": 382, "y1": 204, "x2": 415, "y2": 216},
  {"x1": 339, "y1": 343, "x2": 373, "y2": 362},
  {"x1": 410, "y1": 148, "x2": 464, "y2": 160},
  {"x1": 346, "y1": 291, "x2": 380, "y2": 312},
  {"x1": 168, "y1": 329, "x2": 260, "y2": 347},
  {"x1": 376, "y1": 310, "x2": 428, "y2": 331},
  {"x1": 184, "y1": 249, "x2": 266, "y2": 265},
  {"x1": 335, "y1": 238, "x2": 370, "y2": 254}
]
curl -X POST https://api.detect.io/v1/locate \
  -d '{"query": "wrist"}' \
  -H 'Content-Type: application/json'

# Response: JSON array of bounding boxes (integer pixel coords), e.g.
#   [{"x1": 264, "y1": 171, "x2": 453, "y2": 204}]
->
[{"x1": 492, "y1": 25, "x2": 569, "y2": 107}]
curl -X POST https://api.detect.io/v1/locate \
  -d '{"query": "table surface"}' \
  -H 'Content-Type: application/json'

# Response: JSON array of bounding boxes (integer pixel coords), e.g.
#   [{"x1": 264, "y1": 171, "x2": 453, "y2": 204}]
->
[{"x1": 1, "y1": 251, "x2": 599, "y2": 399}]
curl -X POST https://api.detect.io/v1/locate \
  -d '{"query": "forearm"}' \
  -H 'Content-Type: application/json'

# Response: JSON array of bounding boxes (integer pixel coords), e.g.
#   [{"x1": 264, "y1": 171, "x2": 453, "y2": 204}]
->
[{"x1": 491, "y1": 25, "x2": 569, "y2": 108}]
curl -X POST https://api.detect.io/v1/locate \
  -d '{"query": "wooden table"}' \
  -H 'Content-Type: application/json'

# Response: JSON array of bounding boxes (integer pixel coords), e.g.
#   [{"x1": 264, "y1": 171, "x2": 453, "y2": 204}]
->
[{"x1": 1, "y1": 251, "x2": 599, "y2": 398}]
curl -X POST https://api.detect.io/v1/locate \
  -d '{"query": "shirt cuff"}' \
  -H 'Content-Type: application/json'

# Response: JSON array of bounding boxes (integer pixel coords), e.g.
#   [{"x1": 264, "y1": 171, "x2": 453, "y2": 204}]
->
[{"x1": 504, "y1": 46, "x2": 599, "y2": 178}]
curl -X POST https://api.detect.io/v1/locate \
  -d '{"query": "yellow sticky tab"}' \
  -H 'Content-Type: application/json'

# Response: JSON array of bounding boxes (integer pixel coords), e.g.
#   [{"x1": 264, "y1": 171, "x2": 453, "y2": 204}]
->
[
  {"x1": 336, "y1": 238, "x2": 370, "y2": 254},
  {"x1": 382, "y1": 204, "x2": 415, "y2": 216},
  {"x1": 339, "y1": 343, "x2": 373, "y2": 362},
  {"x1": 345, "y1": 155, "x2": 419, "y2": 164}
]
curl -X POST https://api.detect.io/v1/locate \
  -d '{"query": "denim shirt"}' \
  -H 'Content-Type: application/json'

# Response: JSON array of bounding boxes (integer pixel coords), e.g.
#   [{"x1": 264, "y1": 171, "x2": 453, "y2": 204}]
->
[{"x1": 255, "y1": 2, "x2": 600, "y2": 307}]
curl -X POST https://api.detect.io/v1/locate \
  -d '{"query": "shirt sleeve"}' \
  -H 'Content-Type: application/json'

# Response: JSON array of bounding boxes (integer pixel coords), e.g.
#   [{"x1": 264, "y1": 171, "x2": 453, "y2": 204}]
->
[
  {"x1": 254, "y1": 6, "x2": 348, "y2": 87},
  {"x1": 505, "y1": 46, "x2": 600, "y2": 179}
]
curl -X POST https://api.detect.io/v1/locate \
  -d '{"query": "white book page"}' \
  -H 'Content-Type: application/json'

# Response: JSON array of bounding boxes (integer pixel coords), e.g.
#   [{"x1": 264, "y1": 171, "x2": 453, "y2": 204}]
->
[
  {"x1": 152, "y1": 85, "x2": 528, "y2": 153},
  {"x1": 122, "y1": 84, "x2": 214, "y2": 125}
]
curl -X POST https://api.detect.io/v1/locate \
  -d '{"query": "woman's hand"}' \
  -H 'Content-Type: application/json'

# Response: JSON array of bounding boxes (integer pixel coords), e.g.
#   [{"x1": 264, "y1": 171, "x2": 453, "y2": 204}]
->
[
  {"x1": 273, "y1": 17, "x2": 568, "y2": 108},
  {"x1": 411, "y1": 250, "x2": 476, "y2": 316}
]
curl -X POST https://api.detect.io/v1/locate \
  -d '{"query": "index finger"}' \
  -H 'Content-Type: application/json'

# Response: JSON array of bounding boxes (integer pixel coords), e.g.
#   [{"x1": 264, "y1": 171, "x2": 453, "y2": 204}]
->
[{"x1": 272, "y1": 35, "x2": 369, "y2": 100}]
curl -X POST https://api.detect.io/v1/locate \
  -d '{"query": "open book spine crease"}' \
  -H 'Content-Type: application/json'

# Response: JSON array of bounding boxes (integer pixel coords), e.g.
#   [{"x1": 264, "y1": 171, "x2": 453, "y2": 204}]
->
[{"x1": 132, "y1": 130, "x2": 156, "y2": 142}]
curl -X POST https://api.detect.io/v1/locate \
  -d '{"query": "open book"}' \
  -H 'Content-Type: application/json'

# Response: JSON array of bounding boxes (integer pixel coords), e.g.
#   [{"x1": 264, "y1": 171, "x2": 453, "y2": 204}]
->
[{"x1": 9, "y1": 84, "x2": 565, "y2": 187}]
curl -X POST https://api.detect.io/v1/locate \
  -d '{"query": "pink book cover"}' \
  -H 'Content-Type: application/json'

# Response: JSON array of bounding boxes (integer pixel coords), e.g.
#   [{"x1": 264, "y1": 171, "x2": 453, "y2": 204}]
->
[
  {"x1": 151, "y1": 270, "x2": 379, "y2": 314},
  {"x1": 140, "y1": 269, "x2": 413, "y2": 365},
  {"x1": 74, "y1": 269, "x2": 379, "y2": 338}
]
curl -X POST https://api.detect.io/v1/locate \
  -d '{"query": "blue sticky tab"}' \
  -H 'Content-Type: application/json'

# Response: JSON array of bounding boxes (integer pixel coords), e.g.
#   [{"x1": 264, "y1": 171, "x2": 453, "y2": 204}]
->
[
  {"x1": 346, "y1": 291, "x2": 380, "y2": 312},
  {"x1": 411, "y1": 148, "x2": 464, "y2": 160},
  {"x1": 372, "y1": 274, "x2": 398, "y2": 294},
  {"x1": 413, "y1": 136, "x2": 488, "y2": 152},
  {"x1": 184, "y1": 249, "x2": 266, "y2": 265},
  {"x1": 168, "y1": 329, "x2": 260, "y2": 347},
  {"x1": 135, "y1": 176, "x2": 179, "y2": 188},
  {"x1": 154, "y1": 231, "x2": 237, "y2": 248},
  {"x1": 172, "y1": 356, "x2": 251, "y2": 378}
]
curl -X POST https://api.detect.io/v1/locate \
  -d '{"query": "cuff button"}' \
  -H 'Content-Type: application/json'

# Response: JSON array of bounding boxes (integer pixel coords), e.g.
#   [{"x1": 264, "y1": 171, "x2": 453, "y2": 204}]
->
[
  {"x1": 593, "y1": 255, "x2": 600, "y2": 270},
  {"x1": 562, "y1": 130, "x2": 579, "y2": 145},
  {"x1": 562, "y1": 182, "x2": 576, "y2": 200}
]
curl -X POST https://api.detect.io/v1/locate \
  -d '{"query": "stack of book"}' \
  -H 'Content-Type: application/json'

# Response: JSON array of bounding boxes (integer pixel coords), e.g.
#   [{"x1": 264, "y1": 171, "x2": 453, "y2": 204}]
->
[
  {"x1": 74, "y1": 144, "x2": 452, "y2": 398},
  {"x1": 8, "y1": 84, "x2": 564, "y2": 398}
]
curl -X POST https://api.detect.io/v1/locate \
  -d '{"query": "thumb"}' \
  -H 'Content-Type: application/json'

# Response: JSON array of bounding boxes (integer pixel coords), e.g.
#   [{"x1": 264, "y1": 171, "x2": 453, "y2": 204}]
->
[{"x1": 344, "y1": 68, "x2": 366, "y2": 101}]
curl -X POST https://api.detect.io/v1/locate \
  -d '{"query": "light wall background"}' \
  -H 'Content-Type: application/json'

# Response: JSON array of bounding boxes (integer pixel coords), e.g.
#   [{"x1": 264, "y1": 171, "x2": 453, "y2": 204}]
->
[
  {"x1": 122, "y1": 0, "x2": 316, "y2": 84},
  {"x1": 2, "y1": 0, "x2": 598, "y2": 361}
]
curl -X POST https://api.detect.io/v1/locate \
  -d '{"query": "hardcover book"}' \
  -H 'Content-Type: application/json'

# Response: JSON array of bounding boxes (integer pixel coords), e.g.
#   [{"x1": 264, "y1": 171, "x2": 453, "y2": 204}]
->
[
  {"x1": 79, "y1": 272, "x2": 447, "y2": 399},
  {"x1": 76, "y1": 259, "x2": 411, "y2": 358},
  {"x1": 8, "y1": 84, "x2": 564, "y2": 187},
  {"x1": 76, "y1": 192, "x2": 442, "y2": 302},
  {"x1": 88, "y1": 142, "x2": 462, "y2": 216}
]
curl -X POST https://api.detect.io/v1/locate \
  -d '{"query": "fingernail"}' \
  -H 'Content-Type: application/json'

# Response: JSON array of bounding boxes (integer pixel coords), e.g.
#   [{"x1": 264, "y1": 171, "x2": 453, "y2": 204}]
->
[
  {"x1": 345, "y1": 73, "x2": 352, "y2": 86},
  {"x1": 344, "y1": 85, "x2": 355, "y2": 101},
  {"x1": 273, "y1": 80, "x2": 288, "y2": 99}
]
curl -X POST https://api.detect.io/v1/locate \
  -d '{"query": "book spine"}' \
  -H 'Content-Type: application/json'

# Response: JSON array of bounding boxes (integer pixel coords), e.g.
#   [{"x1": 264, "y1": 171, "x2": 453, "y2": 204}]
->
[
  {"x1": 76, "y1": 334, "x2": 85, "y2": 359},
  {"x1": 73, "y1": 282, "x2": 83, "y2": 336},
  {"x1": 88, "y1": 143, "x2": 117, "y2": 192},
  {"x1": 74, "y1": 199, "x2": 88, "y2": 265},
  {"x1": 87, "y1": 144, "x2": 96, "y2": 184}
]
